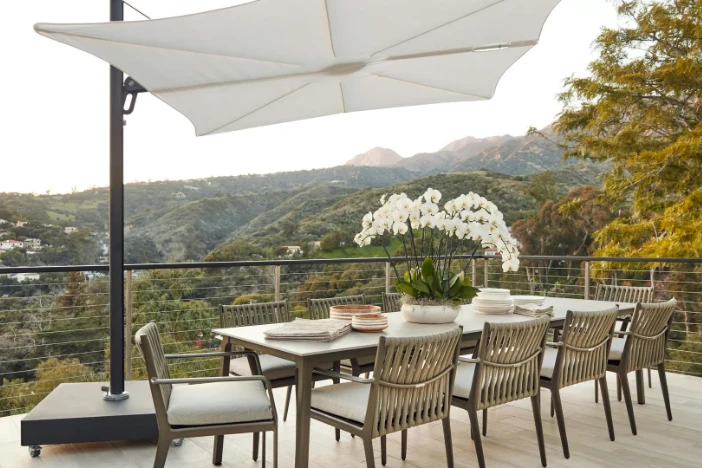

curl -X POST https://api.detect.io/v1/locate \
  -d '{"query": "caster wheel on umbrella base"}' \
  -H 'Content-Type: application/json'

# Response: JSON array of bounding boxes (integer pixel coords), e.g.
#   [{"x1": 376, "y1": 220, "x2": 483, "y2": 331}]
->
[
  {"x1": 28, "y1": 445, "x2": 42, "y2": 458},
  {"x1": 173, "y1": 438, "x2": 184, "y2": 447}
]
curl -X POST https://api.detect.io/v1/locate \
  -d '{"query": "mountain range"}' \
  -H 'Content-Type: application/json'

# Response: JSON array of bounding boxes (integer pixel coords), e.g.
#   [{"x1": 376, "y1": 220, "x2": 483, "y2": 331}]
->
[{"x1": 344, "y1": 129, "x2": 572, "y2": 177}]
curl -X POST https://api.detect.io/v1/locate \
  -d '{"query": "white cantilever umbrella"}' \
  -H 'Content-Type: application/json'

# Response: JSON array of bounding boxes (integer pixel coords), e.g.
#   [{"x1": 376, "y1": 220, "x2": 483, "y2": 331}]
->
[{"x1": 36, "y1": 0, "x2": 562, "y2": 136}]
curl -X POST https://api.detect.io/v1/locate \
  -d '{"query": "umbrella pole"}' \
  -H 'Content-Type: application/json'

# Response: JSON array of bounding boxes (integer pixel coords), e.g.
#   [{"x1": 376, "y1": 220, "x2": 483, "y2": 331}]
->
[{"x1": 105, "y1": 0, "x2": 127, "y2": 401}]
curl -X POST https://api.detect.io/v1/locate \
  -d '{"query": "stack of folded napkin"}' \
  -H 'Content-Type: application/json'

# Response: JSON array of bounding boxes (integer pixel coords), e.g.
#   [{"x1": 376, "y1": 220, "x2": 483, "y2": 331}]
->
[
  {"x1": 514, "y1": 304, "x2": 554, "y2": 317},
  {"x1": 264, "y1": 318, "x2": 352, "y2": 342}
]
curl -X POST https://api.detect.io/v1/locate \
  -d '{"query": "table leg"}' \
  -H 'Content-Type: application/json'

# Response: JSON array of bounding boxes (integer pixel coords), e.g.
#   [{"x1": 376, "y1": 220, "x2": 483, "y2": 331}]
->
[
  {"x1": 213, "y1": 339, "x2": 232, "y2": 465},
  {"x1": 295, "y1": 359, "x2": 313, "y2": 468}
]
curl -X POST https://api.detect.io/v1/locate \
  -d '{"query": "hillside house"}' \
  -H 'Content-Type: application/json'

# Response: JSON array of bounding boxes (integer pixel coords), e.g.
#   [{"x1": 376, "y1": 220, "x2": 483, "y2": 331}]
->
[
  {"x1": 9, "y1": 272, "x2": 40, "y2": 282},
  {"x1": 0, "y1": 240, "x2": 24, "y2": 251},
  {"x1": 0, "y1": 219, "x2": 10, "y2": 226},
  {"x1": 24, "y1": 238, "x2": 42, "y2": 250},
  {"x1": 64, "y1": 227, "x2": 79, "y2": 234},
  {"x1": 309, "y1": 241, "x2": 322, "y2": 250},
  {"x1": 14, "y1": 221, "x2": 28, "y2": 227},
  {"x1": 173, "y1": 192, "x2": 187, "y2": 198},
  {"x1": 283, "y1": 245, "x2": 303, "y2": 256}
]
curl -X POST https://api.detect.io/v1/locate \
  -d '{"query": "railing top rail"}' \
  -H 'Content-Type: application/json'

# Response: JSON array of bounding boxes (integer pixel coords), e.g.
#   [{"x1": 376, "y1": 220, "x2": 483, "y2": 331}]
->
[{"x1": 1, "y1": 254, "x2": 701, "y2": 275}]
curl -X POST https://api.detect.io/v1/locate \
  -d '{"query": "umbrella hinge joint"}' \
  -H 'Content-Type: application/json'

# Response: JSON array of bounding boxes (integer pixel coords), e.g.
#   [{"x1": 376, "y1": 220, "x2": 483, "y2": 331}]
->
[{"x1": 122, "y1": 76, "x2": 146, "y2": 115}]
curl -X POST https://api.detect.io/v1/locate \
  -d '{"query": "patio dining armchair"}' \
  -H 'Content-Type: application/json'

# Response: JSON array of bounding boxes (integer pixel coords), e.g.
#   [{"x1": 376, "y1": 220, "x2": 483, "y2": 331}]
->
[
  {"x1": 607, "y1": 298, "x2": 677, "y2": 435},
  {"x1": 452, "y1": 316, "x2": 551, "y2": 468},
  {"x1": 593, "y1": 283, "x2": 655, "y2": 400},
  {"x1": 309, "y1": 327, "x2": 463, "y2": 468},
  {"x1": 381, "y1": 292, "x2": 401, "y2": 313},
  {"x1": 308, "y1": 295, "x2": 375, "y2": 377},
  {"x1": 540, "y1": 307, "x2": 619, "y2": 459},
  {"x1": 135, "y1": 322, "x2": 278, "y2": 468}
]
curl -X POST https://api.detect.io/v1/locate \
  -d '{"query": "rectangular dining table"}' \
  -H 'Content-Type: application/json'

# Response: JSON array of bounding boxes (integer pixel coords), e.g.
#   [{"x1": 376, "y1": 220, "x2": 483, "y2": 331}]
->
[{"x1": 213, "y1": 297, "x2": 635, "y2": 468}]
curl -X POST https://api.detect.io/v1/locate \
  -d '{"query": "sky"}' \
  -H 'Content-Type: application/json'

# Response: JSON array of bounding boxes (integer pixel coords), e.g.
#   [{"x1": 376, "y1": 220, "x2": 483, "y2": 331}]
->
[{"x1": 1, "y1": 0, "x2": 620, "y2": 194}]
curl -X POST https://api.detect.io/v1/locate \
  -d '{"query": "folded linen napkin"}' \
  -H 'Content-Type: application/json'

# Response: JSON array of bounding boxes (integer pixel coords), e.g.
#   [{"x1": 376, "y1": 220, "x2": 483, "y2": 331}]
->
[
  {"x1": 514, "y1": 304, "x2": 554, "y2": 318},
  {"x1": 264, "y1": 318, "x2": 352, "y2": 342}
]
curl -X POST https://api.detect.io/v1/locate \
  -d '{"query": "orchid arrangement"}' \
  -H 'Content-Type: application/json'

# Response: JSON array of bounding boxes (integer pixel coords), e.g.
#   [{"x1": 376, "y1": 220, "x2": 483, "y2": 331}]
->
[{"x1": 354, "y1": 188, "x2": 520, "y2": 305}]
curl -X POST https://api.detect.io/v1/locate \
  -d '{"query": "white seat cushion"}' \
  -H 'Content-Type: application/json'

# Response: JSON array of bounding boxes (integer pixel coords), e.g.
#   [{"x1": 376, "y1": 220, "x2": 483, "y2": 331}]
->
[
  {"x1": 230, "y1": 354, "x2": 296, "y2": 381},
  {"x1": 311, "y1": 382, "x2": 370, "y2": 424},
  {"x1": 540, "y1": 347, "x2": 558, "y2": 379},
  {"x1": 608, "y1": 337, "x2": 626, "y2": 361},
  {"x1": 452, "y1": 362, "x2": 476, "y2": 400},
  {"x1": 167, "y1": 380, "x2": 272, "y2": 426}
]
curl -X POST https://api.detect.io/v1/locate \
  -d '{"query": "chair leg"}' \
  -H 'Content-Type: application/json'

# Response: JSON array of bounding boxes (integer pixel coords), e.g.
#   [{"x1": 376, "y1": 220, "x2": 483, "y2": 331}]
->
[
  {"x1": 283, "y1": 385, "x2": 292, "y2": 422},
  {"x1": 482, "y1": 409, "x2": 488, "y2": 437},
  {"x1": 262, "y1": 431, "x2": 266, "y2": 467},
  {"x1": 636, "y1": 369, "x2": 646, "y2": 405},
  {"x1": 252, "y1": 432, "x2": 259, "y2": 461},
  {"x1": 595, "y1": 380, "x2": 599, "y2": 403},
  {"x1": 401, "y1": 429, "x2": 408, "y2": 460},
  {"x1": 598, "y1": 377, "x2": 615, "y2": 441},
  {"x1": 648, "y1": 367, "x2": 652, "y2": 389},
  {"x1": 619, "y1": 372, "x2": 638, "y2": 435},
  {"x1": 530, "y1": 395, "x2": 547, "y2": 468},
  {"x1": 552, "y1": 388, "x2": 570, "y2": 459},
  {"x1": 467, "y1": 410, "x2": 486, "y2": 468},
  {"x1": 658, "y1": 363, "x2": 673, "y2": 421},
  {"x1": 550, "y1": 396, "x2": 554, "y2": 417},
  {"x1": 154, "y1": 437, "x2": 171, "y2": 468},
  {"x1": 363, "y1": 437, "x2": 376, "y2": 468},
  {"x1": 442, "y1": 418, "x2": 455, "y2": 468},
  {"x1": 617, "y1": 376, "x2": 622, "y2": 401},
  {"x1": 273, "y1": 426, "x2": 279, "y2": 468},
  {"x1": 381, "y1": 435, "x2": 387, "y2": 466}
]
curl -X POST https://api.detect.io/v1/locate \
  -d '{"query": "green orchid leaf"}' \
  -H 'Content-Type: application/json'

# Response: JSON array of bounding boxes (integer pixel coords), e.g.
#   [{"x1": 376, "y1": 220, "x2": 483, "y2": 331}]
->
[
  {"x1": 421, "y1": 257, "x2": 436, "y2": 282},
  {"x1": 412, "y1": 280, "x2": 430, "y2": 294},
  {"x1": 395, "y1": 282, "x2": 418, "y2": 297},
  {"x1": 458, "y1": 285, "x2": 480, "y2": 300}
]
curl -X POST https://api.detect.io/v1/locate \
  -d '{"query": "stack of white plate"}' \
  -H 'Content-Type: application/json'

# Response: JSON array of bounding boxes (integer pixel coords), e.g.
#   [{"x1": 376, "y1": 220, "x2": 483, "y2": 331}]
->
[
  {"x1": 472, "y1": 288, "x2": 513, "y2": 315},
  {"x1": 351, "y1": 313, "x2": 388, "y2": 333},
  {"x1": 512, "y1": 295, "x2": 546, "y2": 307}
]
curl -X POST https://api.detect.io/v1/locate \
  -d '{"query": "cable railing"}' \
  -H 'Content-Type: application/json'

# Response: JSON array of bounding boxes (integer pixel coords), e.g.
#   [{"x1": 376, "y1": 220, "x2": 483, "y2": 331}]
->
[{"x1": 1, "y1": 254, "x2": 701, "y2": 416}]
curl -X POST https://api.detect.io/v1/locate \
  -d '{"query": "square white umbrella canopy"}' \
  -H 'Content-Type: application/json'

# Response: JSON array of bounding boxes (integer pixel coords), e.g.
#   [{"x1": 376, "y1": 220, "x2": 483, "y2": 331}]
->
[{"x1": 35, "y1": 0, "x2": 562, "y2": 136}]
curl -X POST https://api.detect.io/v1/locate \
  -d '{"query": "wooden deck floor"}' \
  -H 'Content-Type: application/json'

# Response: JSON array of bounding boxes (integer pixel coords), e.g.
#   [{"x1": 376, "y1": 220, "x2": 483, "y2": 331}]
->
[{"x1": 1, "y1": 372, "x2": 701, "y2": 468}]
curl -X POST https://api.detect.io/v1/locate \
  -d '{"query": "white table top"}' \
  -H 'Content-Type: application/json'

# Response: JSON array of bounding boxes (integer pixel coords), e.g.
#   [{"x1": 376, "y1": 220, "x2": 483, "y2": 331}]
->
[{"x1": 213, "y1": 297, "x2": 634, "y2": 359}]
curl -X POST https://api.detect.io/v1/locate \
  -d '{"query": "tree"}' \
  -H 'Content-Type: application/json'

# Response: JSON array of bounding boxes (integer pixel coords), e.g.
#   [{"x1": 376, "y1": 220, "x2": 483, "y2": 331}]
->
[
  {"x1": 525, "y1": 171, "x2": 558, "y2": 204},
  {"x1": 555, "y1": 0, "x2": 702, "y2": 259}
]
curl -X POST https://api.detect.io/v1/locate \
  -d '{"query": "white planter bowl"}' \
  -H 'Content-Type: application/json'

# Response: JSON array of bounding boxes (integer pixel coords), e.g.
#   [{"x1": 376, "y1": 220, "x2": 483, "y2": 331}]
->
[{"x1": 401, "y1": 304, "x2": 460, "y2": 324}]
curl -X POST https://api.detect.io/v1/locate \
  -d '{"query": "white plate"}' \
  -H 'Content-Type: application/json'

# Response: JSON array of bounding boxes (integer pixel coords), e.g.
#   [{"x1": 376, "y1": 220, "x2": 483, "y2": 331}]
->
[{"x1": 473, "y1": 307, "x2": 512, "y2": 315}]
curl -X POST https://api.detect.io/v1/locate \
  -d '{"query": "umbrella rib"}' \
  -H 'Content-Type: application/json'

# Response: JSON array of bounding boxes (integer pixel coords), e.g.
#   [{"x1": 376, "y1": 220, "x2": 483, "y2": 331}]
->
[
  {"x1": 370, "y1": 0, "x2": 505, "y2": 58},
  {"x1": 323, "y1": 0, "x2": 336, "y2": 58},
  {"x1": 339, "y1": 83, "x2": 346, "y2": 112},
  {"x1": 38, "y1": 29, "x2": 304, "y2": 70},
  {"x1": 373, "y1": 74, "x2": 490, "y2": 100},
  {"x1": 201, "y1": 83, "x2": 312, "y2": 135}
]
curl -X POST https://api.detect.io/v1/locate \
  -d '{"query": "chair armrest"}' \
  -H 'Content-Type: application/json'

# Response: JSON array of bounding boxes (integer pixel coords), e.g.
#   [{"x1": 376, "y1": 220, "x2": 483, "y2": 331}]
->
[
  {"x1": 313, "y1": 369, "x2": 373, "y2": 384},
  {"x1": 151, "y1": 375, "x2": 270, "y2": 387},
  {"x1": 458, "y1": 357, "x2": 480, "y2": 364},
  {"x1": 545, "y1": 342, "x2": 563, "y2": 348},
  {"x1": 613, "y1": 330, "x2": 631, "y2": 337}
]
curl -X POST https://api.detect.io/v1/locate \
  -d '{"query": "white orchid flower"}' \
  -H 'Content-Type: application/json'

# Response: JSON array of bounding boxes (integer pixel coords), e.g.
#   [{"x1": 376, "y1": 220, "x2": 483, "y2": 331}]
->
[
  {"x1": 444, "y1": 199, "x2": 457, "y2": 214},
  {"x1": 393, "y1": 209, "x2": 410, "y2": 223},
  {"x1": 420, "y1": 202, "x2": 439, "y2": 215},
  {"x1": 502, "y1": 256, "x2": 520, "y2": 272},
  {"x1": 393, "y1": 222, "x2": 409, "y2": 235},
  {"x1": 397, "y1": 198, "x2": 413, "y2": 211},
  {"x1": 379, "y1": 194, "x2": 387, "y2": 205},
  {"x1": 419, "y1": 215, "x2": 436, "y2": 228},
  {"x1": 423, "y1": 188, "x2": 442, "y2": 203}
]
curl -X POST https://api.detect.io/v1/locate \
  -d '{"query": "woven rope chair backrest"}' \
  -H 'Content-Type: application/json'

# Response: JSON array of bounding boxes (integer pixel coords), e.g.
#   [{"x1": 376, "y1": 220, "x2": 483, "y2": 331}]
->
[
  {"x1": 595, "y1": 284, "x2": 654, "y2": 303},
  {"x1": 382, "y1": 292, "x2": 401, "y2": 313},
  {"x1": 220, "y1": 301, "x2": 290, "y2": 328},
  {"x1": 470, "y1": 316, "x2": 550, "y2": 411},
  {"x1": 554, "y1": 307, "x2": 618, "y2": 388},
  {"x1": 307, "y1": 294, "x2": 364, "y2": 320},
  {"x1": 134, "y1": 322, "x2": 171, "y2": 411},
  {"x1": 368, "y1": 327, "x2": 462, "y2": 438},
  {"x1": 623, "y1": 298, "x2": 677, "y2": 373}
]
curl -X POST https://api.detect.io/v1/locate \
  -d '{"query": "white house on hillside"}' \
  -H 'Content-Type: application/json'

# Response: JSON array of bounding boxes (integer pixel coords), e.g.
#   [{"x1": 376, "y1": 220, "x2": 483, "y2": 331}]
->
[
  {"x1": 283, "y1": 246, "x2": 303, "y2": 256},
  {"x1": 64, "y1": 227, "x2": 78, "y2": 234},
  {"x1": 0, "y1": 240, "x2": 24, "y2": 251},
  {"x1": 15, "y1": 221, "x2": 28, "y2": 227},
  {"x1": 24, "y1": 238, "x2": 42, "y2": 250}
]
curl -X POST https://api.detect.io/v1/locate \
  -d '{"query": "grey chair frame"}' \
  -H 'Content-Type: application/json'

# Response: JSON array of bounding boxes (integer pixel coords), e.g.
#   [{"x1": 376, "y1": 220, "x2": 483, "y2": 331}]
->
[
  {"x1": 607, "y1": 298, "x2": 677, "y2": 435},
  {"x1": 593, "y1": 284, "x2": 655, "y2": 400},
  {"x1": 135, "y1": 322, "x2": 278, "y2": 468},
  {"x1": 381, "y1": 292, "x2": 401, "y2": 313},
  {"x1": 307, "y1": 295, "x2": 375, "y2": 376},
  {"x1": 454, "y1": 316, "x2": 551, "y2": 468},
  {"x1": 541, "y1": 307, "x2": 618, "y2": 459},
  {"x1": 310, "y1": 328, "x2": 463, "y2": 468}
]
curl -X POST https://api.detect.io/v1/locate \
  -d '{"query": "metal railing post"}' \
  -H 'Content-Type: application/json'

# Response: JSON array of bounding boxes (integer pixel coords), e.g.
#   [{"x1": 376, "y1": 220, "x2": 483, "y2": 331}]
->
[
  {"x1": 483, "y1": 258, "x2": 489, "y2": 288},
  {"x1": 385, "y1": 262, "x2": 392, "y2": 293},
  {"x1": 125, "y1": 270, "x2": 132, "y2": 381},
  {"x1": 584, "y1": 261, "x2": 590, "y2": 300},
  {"x1": 274, "y1": 265, "x2": 281, "y2": 302}
]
